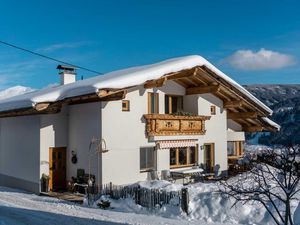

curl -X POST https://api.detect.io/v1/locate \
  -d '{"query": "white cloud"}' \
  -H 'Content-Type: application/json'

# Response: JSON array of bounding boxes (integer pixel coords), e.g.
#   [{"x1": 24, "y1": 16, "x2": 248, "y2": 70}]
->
[
  {"x1": 0, "y1": 85, "x2": 35, "y2": 100},
  {"x1": 225, "y1": 48, "x2": 296, "y2": 70},
  {"x1": 37, "y1": 41, "x2": 91, "y2": 53}
]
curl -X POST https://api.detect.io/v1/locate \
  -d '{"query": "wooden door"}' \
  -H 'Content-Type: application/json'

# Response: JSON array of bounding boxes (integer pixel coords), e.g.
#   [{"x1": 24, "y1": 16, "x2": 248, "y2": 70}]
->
[
  {"x1": 203, "y1": 143, "x2": 215, "y2": 172},
  {"x1": 49, "y1": 147, "x2": 66, "y2": 191}
]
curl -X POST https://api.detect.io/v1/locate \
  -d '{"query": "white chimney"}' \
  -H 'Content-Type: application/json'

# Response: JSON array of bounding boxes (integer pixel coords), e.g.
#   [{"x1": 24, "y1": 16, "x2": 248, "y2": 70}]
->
[{"x1": 57, "y1": 65, "x2": 77, "y2": 85}]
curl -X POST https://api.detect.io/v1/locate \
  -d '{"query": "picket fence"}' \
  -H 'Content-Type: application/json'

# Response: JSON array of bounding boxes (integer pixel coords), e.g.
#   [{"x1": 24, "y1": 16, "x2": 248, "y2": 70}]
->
[{"x1": 86, "y1": 182, "x2": 189, "y2": 213}]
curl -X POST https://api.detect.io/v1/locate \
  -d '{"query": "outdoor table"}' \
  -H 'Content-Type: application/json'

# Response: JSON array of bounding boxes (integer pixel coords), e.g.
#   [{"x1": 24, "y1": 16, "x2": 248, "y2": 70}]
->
[{"x1": 171, "y1": 168, "x2": 204, "y2": 185}]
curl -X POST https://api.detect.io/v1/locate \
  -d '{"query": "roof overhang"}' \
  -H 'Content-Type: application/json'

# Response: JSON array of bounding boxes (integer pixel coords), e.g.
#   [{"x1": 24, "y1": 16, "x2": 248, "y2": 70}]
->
[{"x1": 0, "y1": 56, "x2": 279, "y2": 132}]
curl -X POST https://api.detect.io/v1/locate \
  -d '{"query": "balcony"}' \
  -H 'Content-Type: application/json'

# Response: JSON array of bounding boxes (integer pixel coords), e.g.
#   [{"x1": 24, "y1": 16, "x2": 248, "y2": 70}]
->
[{"x1": 144, "y1": 114, "x2": 210, "y2": 137}]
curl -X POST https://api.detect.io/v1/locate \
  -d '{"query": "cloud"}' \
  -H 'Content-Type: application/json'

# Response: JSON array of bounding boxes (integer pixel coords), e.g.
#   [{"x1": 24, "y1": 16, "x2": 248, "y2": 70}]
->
[
  {"x1": 225, "y1": 48, "x2": 296, "y2": 70},
  {"x1": 37, "y1": 41, "x2": 91, "y2": 53},
  {"x1": 0, "y1": 85, "x2": 35, "y2": 100}
]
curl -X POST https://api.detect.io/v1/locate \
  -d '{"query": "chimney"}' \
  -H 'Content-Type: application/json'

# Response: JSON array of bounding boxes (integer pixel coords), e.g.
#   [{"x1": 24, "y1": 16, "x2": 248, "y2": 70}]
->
[{"x1": 57, "y1": 65, "x2": 77, "y2": 85}]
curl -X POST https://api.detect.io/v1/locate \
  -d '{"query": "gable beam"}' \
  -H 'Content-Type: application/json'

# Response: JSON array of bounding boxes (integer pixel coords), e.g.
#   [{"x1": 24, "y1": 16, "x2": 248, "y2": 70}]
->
[
  {"x1": 34, "y1": 102, "x2": 51, "y2": 111},
  {"x1": 144, "y1": 77, "x2": 167, "y2": 89},
  {"x1": 224, "y1": 100, "x2": 243, "y2": 109},
  {"x1": 97, "y1": 89, "x2": 127, "y2": 101},
  {"x1": 186, "y1": 84, "x2": 220, "y2": 95},
  {"x1": 228, "y1": 112, "x2": 258, "y2": 119},
  {"x1": 243, "y1": 126, "x2": 264, "y2": 132}
]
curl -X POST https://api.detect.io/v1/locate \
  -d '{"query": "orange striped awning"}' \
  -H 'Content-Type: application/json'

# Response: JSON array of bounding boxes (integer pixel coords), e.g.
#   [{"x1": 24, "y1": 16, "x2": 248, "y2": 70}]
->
[{"x1": 157, "y1": 140, "x2": 198, "y2": 149}]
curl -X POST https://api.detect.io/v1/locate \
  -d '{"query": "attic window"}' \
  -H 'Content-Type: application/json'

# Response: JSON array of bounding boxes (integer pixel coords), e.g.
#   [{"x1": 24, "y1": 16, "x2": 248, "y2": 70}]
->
[
  {"x1": 122, "y1": 100, "x2": 130, "y2": 111},
  {"x1": 210, "y1": 105, "x2": 216, "y2": 115}
]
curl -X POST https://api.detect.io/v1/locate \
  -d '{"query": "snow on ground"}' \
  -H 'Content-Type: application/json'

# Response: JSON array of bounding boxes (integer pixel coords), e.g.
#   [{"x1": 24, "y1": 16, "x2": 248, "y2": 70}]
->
[
  {"x1": 0, "y1": 186, "x2": 232, "y2": 225},
  {"x1": 97, "y1": 181, "x2": 275, "y2": 225},
  {"x1": 1, "y1": 178, "x2": 298, "y2": 225}
]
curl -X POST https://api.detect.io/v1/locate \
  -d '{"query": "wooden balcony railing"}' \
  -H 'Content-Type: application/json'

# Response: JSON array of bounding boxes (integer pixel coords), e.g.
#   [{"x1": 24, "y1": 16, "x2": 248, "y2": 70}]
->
[{"x1": 144, "y1": 114, "x2": 210, "y2": 137}]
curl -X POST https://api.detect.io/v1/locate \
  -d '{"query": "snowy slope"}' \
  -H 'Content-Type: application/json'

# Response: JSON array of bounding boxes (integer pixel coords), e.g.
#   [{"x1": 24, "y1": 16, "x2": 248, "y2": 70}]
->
[
  {"x1": 245, "y1": 84, "x2": 300, "y2": 145},
  {"x1": 0, "y1": 186, "x2": 233, "y2": 225}
]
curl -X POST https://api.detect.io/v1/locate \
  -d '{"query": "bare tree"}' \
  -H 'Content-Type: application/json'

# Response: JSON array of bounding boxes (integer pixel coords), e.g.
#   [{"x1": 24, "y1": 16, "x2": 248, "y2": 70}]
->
[{"x1": 220, "y1": 145, "x2": 300, "y2": 225}]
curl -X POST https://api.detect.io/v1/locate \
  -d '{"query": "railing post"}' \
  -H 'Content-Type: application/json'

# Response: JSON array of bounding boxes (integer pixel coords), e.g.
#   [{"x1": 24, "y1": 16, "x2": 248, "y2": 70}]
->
[{"x1": 181, "y1": 187, "x2": 189, "y2": 214}]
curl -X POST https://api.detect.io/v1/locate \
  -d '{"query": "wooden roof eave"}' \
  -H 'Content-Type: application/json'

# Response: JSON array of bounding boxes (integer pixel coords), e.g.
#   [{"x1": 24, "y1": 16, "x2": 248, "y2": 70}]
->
[
  {"x1": 0, "y1": 88, "x2": 129, "y2": 118},
  {"x1": 199, "y1": 65, "x2": 271, "y2": 116}
]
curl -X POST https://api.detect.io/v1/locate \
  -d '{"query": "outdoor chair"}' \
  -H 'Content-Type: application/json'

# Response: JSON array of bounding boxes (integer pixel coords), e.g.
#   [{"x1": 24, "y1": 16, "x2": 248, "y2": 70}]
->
[
  {"x1": 147, "y1": 170, "x2": 159, "y2": 181},
  {"x1": 161, "y1": 170, "x2": 175, "y2": 183},
  {"x1": 72, "y1": 169, "x2": 96, "y2": 194}
]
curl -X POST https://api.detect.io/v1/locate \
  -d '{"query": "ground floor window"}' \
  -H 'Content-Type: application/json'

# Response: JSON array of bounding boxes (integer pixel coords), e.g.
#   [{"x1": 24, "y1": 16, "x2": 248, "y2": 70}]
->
[
  {"x1": 227, "y1": 141, "x2": 244, "y2": 156},
  {"x1": 170, "y1": 146, "x2": 198, "y2": 168},
  {"x1": 140, "y1": 147, "x2": 156, "y2": 171}
]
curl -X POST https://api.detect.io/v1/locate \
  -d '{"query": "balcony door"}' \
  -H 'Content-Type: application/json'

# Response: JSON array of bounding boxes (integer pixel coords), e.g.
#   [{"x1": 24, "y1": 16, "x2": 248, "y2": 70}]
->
[
  {"x1": 165, "y1": 95, "x2": 183, "y2": 114},
  {"x1": 203, "y1": 143, "x2": 215, "y2": 172}
]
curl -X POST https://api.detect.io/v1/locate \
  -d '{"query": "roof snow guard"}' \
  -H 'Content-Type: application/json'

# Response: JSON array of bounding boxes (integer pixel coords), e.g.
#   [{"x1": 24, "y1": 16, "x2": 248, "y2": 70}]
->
[{"x1": 0, "y1": 55, "x2": 279, "y2": 132}]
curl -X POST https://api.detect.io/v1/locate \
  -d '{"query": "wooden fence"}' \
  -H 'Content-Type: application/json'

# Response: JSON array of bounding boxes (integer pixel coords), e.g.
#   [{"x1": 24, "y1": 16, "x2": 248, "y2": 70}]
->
[{"x1": 86, "y1": 182, "x2": 189, "y2": 213}]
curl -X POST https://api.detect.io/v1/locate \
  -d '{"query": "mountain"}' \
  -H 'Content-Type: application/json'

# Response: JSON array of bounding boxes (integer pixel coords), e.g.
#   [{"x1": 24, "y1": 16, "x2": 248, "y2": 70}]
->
[
  {"x1": 0, "y1": 86, "x2": 35, "y2": 100},
  {"x1": 244, "y1": 84, "x2": 300, "y2": 145}
]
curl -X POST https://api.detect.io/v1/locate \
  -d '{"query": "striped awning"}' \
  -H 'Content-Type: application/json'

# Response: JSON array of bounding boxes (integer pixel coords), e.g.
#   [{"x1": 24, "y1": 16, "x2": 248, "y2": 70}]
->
[{"x1": 157, "y1": 140, "x2": 198, "y2": 149}]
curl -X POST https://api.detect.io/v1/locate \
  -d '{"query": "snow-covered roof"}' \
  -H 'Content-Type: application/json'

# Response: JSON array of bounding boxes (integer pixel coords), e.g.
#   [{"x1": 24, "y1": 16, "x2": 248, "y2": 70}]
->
[
  {"x1": 261, "y1": 117, "x2": 281, "y2": 130},
  {"x1": 0, "y1": 55, "x2": 273, "y2": 114}
]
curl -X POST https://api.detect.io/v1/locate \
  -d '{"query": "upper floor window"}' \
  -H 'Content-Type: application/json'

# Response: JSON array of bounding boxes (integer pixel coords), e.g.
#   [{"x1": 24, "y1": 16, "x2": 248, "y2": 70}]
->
[
  {"x1": 122, "y1": 100, "x2": 130, "y2": 111},
  {"x1": 148, "y1": 93, "x2": 159, "y2": 114},
  {"x1": 210, "y1": 105, "x2": 216, "y2": 115},
  {"x1": 165, "y1": 95, "x2": 183, "y2": 114}
]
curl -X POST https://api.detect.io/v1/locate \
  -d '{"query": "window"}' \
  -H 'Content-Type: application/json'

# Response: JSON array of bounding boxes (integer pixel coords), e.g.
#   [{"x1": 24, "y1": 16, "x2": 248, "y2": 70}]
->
[
  {"x1": 148, "y1": 93, "x2": 159, "y2": 114},
  {"x1": 140, "y1": 147, "x2": 156, "y2": 171},
  {"x1": 227, "y1": 141, "x2": 244, "y2": 156},
  {"x1": 122, "y1": 100, "x2": 130, "y2": 111},
  {"x1": 169, "y1": 146, "x2": 198, "y2": 168},
  {"x1": 210, "y1": 105, "x2": 216, "y2": 115},
  {"x1": 165, "y1": 95, "x2": 183, "y2": 114}
]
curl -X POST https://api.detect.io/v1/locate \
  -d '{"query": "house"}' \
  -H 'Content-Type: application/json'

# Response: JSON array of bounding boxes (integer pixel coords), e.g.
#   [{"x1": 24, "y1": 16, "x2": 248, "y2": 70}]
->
[{"x1": 0, "y1": 55, "x2": 280, "y2": 193}]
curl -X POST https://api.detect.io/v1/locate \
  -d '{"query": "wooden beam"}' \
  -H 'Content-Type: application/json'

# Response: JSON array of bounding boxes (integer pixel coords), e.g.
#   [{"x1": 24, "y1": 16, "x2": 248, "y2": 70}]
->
[
  {"x1": 224, "y1": 100, "x2": 243, "y2": 108},
  {"x1": 165, "y1": 68, "x2": 196, "y2": 81},
  {"x1": 98, "y1": 89, "x2": 127, "y2": 101},
  {"x1": 186, "y1": 84, "x2": 220, "y2": 95},
  {"x1": 144, "y1": 77, "x2": 166, "y2": 89},
  {"x1": 243, "y1": 126, "x2": 264, "y2": 132},
  {"x1": 228, "y1": 112, "x2": 258, "y2": 119},
  {"x1": 35, "y1": 103, "x2": 51, "y2": 111}
]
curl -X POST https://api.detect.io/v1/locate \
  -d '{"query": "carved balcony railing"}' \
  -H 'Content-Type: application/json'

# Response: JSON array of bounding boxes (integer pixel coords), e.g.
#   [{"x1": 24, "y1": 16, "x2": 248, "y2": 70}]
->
[{"x1": 144, "y1": 114, "x2": 211, "y2": 137}]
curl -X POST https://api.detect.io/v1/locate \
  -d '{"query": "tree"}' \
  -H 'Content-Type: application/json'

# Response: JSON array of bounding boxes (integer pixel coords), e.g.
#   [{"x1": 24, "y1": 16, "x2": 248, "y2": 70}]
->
[{"x1": 220, "y1": 145, "x2": 300, "y2": 225}]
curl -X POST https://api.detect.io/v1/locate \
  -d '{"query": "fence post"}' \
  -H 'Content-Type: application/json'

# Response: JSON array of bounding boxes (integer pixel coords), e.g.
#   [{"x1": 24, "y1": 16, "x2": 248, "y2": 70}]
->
[
  {"x1": 109, "y1": 182, "x2": 113, "y2": 197},
  {"x1": 181, "y1": 188, "x2": 189, "y2": 214},
  {"x1": 135, "y1": 186, "x2": 141, "y2": 205}
]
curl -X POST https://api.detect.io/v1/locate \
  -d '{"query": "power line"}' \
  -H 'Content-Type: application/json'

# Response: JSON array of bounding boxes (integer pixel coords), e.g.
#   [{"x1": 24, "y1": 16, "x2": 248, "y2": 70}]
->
[{"x1": 0, "y1": 40, "x2": 104, "y2": 75}]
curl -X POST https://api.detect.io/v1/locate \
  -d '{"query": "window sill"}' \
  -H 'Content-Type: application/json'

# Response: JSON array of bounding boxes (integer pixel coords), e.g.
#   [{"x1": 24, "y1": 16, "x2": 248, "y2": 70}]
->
[
  {"x1": 140, "y1": 168, "x2": 155, "y2": 173},
  {"x1": 170, "y1": 164, "x2": 197, "y2": 169}
]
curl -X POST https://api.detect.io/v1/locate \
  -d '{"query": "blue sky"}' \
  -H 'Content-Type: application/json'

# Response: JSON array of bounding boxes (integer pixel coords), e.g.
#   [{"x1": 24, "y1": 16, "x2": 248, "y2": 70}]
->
[{"x1": 0, "y1": 0, "x2": 299, "y2": 89}]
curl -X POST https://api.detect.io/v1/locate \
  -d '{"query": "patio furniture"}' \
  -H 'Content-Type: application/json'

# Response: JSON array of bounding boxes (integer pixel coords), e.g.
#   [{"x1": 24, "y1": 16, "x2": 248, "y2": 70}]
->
[
  {"x1": 161, "y1": 170, "x2": 175, "y2": 183},
  {"x1": 72, "y1": 169, "x2": 95, "y2": 194},
  {"x1": 171, "y1": 168, "x2": 204, "y2": 185}
]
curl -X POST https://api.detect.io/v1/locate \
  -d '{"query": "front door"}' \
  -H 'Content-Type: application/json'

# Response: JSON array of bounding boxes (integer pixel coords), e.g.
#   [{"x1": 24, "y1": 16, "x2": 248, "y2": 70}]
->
[
  {"x1": 49, "y1": 147, "x2": 66, "y2": 191},
  {"x1": 203, "y1": 143, "x2": 215, "y2": 172}
]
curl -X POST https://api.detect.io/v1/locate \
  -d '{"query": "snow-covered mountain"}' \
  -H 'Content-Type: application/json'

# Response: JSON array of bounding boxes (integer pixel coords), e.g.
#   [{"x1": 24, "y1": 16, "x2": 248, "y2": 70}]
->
[
  {"x1": 244, "y1": 84, "x2": 300, "y2": 145},
  {"x1": 0, "y1": 85, "x2": 35, "y2": 100}
]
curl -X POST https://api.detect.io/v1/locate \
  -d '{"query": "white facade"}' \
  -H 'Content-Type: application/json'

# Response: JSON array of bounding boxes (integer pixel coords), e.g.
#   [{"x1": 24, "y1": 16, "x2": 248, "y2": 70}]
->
[{"x1": 0, "y1": 80, "x2": 246, "y2": 193}]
